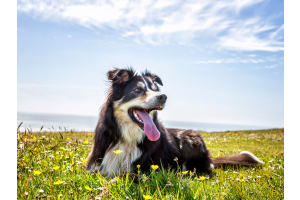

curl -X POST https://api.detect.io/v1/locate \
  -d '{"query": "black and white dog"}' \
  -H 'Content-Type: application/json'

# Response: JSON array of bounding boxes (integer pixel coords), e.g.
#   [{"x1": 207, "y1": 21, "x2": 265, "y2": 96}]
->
[{"x1": 87, "y1": 68, "x2": 262, "y2": 177}]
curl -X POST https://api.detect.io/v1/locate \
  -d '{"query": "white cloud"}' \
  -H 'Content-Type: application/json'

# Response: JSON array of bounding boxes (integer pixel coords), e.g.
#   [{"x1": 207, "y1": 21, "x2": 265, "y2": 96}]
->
[
  {"x1": 218, "y1": 19, "x2": 284, "y2": 52},
  {"x1": 192, "y1": 57, "x2": 269, "y2": 64},
  {"x1": 265, "y1": 65, "x2": 276, "y2": 69},
  {"x1": 17, "y1": 84, "x2": 102, "y2": 90},
  {"x1": 17, "y1": 0, "x2": 283, "y2": 51}
]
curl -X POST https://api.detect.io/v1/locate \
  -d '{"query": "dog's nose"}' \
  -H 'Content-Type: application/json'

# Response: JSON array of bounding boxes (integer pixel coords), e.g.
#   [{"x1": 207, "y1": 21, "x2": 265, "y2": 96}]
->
[{"x1": 157, "y1": 94, "x2": 167, "y2": 103}]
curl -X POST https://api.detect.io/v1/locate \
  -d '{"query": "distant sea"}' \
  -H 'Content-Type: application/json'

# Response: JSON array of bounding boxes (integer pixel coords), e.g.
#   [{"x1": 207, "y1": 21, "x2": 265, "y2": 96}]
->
[{"x1": 17, "y1": 112, "x2": 275, "y2": 132}]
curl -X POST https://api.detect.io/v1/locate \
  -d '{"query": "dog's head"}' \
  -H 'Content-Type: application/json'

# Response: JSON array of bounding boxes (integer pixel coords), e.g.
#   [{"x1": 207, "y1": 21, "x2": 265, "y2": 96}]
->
[{"x1": 107, "y1": 68, "x2": 167, "y2": 142}]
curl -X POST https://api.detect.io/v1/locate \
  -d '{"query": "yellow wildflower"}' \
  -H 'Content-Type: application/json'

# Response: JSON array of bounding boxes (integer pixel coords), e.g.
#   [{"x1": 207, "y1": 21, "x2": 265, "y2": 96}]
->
[
  {"x1": 143, "y1": 195, "x2": 153, "y2": 200},
  {"x1": 113, "y1": 150, "x2": 123, "y2": 155},
  {"x1": 199, "y1": 176, "x2": 206, "y2": 181},
  {"x1": 33, "y1": 170, "x2": 42, "y2": 175},
  {"x1": 137, "y1": 165, "x2": 141, "y2": 168},
  {"x1": 60, "y1": 147, "x2": 64, "y2": 150},
  {"x1": 85, "y1": 186, "x2": 92, "y2": 191},
  {"x1": 54, "y1": 180, "x2": 64, "y2": 185},
  {"x1": 67, "y1": 138, "x2": 70, "y2": 140},
  {"x1": 182, "y1": 171, "x2": 189, "y2": 175},
  {"x1": 82, "y1": 159, "x2": 88, "y2": 163},
  {"x1": 84, "y1": 141, "x2": 89, "y2": 144},
  {"x1": 239, "y1": 178, "x2": 245, "y2": 182},
  {"x1": 151, "y1": 165, "x2": 159, "y2": 170},
  {"x1": 53, "y1": 166, "x2": 60, "y2": 170}
]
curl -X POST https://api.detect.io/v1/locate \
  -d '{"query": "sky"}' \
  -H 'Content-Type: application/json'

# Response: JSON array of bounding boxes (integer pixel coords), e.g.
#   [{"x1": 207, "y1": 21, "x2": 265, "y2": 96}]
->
[{"x1": 17, "y1": 0, "x2": 284, "y2": 127}]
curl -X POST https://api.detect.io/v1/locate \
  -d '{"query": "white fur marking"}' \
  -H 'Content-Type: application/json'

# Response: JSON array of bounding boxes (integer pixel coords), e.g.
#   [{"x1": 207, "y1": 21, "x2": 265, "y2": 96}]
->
[
  {"x1": 240, "y1": 151, "x2": 263, "y2": 163},
  {"x1": 141, "y1": 76, "x2": 150, "y2": 89},
  {"x1": 210, "y1": 163, "x2": 214, "y2": 169},
  {"x1": 182, "y1": 163, "x2": 187, "y2": 171},
  {"x1": 100, "y1": 142, "x2": 142, "y2": 177}
]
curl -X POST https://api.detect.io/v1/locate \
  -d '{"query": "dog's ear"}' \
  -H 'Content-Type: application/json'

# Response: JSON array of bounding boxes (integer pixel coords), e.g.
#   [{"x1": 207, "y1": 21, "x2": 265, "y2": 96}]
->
[
  {"x1": 145, "y1": 72, "x2": 163, "y2": 86},
  {"x1": 107, "y1": 68, "x2": 135, "y2": 84}
]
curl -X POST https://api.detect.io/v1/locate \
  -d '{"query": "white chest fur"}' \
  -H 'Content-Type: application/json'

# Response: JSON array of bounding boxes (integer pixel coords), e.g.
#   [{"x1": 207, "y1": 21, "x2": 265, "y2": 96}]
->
[{"x1": 93, "y1": 142, "x2": 142, "y2": 177}]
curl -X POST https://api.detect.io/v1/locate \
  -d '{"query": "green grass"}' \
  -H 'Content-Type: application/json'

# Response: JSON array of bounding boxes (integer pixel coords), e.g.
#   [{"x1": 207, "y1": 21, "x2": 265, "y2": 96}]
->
[{"x1": 17, "y1": 127, "x2": 284, "y2": 199}]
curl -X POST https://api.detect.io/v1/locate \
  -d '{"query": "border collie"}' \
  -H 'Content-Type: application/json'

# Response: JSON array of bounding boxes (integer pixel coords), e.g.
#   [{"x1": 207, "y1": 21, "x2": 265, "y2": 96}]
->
[{"x1": 87, "y1": 68, "x2": 262, "y2": 177}]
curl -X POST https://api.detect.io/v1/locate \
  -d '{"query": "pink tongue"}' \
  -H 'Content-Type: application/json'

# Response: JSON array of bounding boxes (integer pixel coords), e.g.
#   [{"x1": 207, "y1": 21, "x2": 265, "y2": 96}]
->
[{"x1": 135, "y1": 109, "x2": 160, "y2": 141}]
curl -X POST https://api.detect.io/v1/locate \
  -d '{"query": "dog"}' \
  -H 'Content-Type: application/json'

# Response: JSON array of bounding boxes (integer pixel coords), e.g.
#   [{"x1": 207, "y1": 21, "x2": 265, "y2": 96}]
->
[{"x1": 86, "y1": 68, "x2": 262, "y2": 177}]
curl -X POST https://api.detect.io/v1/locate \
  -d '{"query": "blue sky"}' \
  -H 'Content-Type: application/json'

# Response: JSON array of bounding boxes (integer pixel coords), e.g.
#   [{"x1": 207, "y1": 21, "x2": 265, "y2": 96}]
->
[{"x1": 17, "y1": 0, "x2": 284, "y2": 127}]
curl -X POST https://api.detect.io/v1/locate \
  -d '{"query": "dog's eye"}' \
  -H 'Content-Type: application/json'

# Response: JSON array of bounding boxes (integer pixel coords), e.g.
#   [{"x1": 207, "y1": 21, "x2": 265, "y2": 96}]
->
[{"x1": 134, "y1": 88, "x2": 141, "y2": 93}]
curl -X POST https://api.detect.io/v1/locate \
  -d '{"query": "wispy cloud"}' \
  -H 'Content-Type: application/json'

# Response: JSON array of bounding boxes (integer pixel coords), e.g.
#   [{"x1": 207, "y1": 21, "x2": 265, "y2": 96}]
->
[
  {"x1": 17, "y1": 0, "x2": 283, "y2": 52},
  {"x1": 218, "y1": 19, "x2": 284, "y2": 52},
  {"x1": 17, "y1": 84, "x2": 102, "y2": 90},
  {"x1": 254, "y1": 64, "x2": 277, "y2": 69},
  {"x1": 192, "y1": 57, "x2": 271, "y2": 64},
  {"x1": 264, "y1": 65, "x2": 276, "y2": 69}
]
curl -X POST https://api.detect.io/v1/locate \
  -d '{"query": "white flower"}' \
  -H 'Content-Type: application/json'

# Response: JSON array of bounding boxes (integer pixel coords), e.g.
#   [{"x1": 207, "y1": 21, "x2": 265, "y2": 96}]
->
[{"x1": 39, "y1": 189, "x2": 44, "y2": 193}]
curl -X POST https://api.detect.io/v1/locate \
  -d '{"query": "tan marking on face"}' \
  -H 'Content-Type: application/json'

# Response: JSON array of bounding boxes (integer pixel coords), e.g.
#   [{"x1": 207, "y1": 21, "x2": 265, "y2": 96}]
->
[
  {"x1": 138, "y1": 90, "x2": 162, "y2": 103},
  {"x1": 151, "y1": 84, "x2": 158, "y2": 91},
  {"x1": 136, "y1": 81, "x2": 145, "y2": 88},
  {"x1": 113, "y1": 98, "x2": 146, "y2": 144}
]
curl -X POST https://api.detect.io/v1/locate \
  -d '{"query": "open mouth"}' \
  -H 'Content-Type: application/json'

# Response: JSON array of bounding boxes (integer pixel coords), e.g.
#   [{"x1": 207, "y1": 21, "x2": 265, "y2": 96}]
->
[{"x1": 128, "y1": 107, "x2": 162, "y2": 141}]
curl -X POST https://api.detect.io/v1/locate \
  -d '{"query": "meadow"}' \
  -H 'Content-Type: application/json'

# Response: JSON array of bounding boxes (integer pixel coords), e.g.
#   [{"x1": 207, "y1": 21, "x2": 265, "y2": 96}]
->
[{"x1": 17, "y1": 125, "x2": 284, "y2": 200}]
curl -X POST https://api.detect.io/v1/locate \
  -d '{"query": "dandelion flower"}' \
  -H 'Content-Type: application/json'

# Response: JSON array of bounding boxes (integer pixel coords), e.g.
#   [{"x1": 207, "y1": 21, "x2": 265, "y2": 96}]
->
[
  {"x1": 151, "y1": 165, "x2": 159, "y2": 170},
  {"x1": 199, "y1": 176, "x2": 206, "y2": 181},
  {"x1": 143, "y1": 195, "x2": 153, "y2": 200},
  {"x1": 239, "y1": 178, "x2": 245, "y2": 182},
  {"x1": 84, "y1": 141, "x2": 89, "y2": 144},
  {"x1": 85, "y1": 186, "x2": 92, "y2": 191},
  {"x1": 137, "y1": 165, "x2": 141, "y2": 168},
  {"x1": 67, "y1": 138, "x2": 70, "y2": 140},
  {"x1": 53, "y1": 166, "x2": 60, "y2": 170},
  {"x1": 82, "y1": 159, "x2": 88, "y2": 163},
  {"x1": 33, "y1": 170, "x2": 42, "y2": 175},
  {"x1": 113, "y1": 150, "x2": 123, "y2": 155},
  {"x1": 182, "y1": 171, "x2": 189, "y2": 175},
  {"x1": 54, "y1": 180, "x2": 64, "y2": 185}
]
